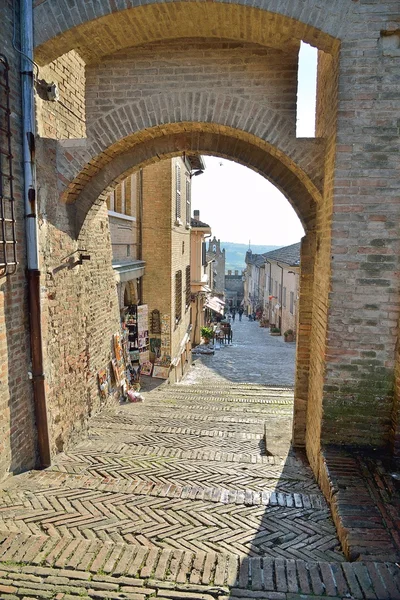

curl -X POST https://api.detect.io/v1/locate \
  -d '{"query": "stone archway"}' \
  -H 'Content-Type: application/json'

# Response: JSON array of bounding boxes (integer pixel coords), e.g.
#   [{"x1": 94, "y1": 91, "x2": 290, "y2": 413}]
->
[{"x1": 34, "y1": 0, "x2": 400, "y2": 470}]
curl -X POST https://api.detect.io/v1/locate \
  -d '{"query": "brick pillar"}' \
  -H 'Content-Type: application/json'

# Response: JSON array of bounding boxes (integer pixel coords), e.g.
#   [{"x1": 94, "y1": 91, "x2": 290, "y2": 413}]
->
[{"x1": 293, "y1": 231, "x2": 316, "y2": 447}]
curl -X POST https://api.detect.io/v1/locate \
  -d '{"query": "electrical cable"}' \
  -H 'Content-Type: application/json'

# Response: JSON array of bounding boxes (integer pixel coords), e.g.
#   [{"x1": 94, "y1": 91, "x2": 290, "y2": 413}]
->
[{"x1": 13, "y1": 0, "x2": 40, "y2": 78}]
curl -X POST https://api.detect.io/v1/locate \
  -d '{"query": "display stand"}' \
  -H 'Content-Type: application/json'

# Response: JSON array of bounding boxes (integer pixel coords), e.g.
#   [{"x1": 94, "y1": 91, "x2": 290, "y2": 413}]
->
[{"x1": 124, "y1": 304, "x2": 141, "y2": 387}]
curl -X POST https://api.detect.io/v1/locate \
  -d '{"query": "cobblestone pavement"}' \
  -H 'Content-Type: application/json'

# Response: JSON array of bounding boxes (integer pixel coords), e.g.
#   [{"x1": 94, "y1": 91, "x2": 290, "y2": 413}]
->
[
  {"x1": 0, "y1": 321, "x2": 399, "y2": 598},
  {"x1": 187, "y1": 318, "x2": 296, "y2": 386}
]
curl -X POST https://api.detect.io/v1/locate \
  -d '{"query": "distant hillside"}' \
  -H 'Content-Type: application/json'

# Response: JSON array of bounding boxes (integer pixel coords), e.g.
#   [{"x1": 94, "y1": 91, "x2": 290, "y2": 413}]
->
[{"x1": 222, "y1": 242, "x2": 280, "y2": 273}]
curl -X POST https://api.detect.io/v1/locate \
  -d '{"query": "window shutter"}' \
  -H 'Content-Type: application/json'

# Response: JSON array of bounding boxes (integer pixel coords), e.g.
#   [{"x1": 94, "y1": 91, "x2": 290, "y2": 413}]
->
[
  {"x1": 175, "y1": 270, "x2": 182, "y2": 324},
  {"x1": 185, "y1": 265, "x2": 191, "y2": 308},
  {"x1": 186, "y1": 178, "x2": 191, "y2": 225},
  {"x1": 202, "y1": 242, "x2": 207, "y2": 266},
  {"x1": 175, "y1": 164, "x2": 181, "y2": 220}
]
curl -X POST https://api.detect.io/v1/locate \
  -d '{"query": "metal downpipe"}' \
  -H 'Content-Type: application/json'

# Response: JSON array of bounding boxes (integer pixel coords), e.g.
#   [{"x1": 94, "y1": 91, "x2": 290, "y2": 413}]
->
[{"x1": 20, "y1": 0, "x2": 50, "y2": 467}]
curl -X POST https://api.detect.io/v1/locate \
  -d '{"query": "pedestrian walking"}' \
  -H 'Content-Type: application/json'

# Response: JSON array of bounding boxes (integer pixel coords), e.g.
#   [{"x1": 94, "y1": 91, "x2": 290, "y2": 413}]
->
[
  {"x1": 232, "y1": 309, "x2": 236, "y2": 322},
  {"x1": 238, "y1": 307, "x2": 244, "y2": 321}
]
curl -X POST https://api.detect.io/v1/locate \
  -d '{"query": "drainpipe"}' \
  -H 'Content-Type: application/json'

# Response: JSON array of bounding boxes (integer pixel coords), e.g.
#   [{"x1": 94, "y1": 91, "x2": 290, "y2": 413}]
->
[
  {"x1": 265, "y1": 259, "x2": 272, "y2": 325},
  {"x1": 277, "y1": 262, "x2": 284, "y2": 331},
  {"x1": 21, "y1": 0, "x2": 51, "y2": 467},
  {"x1": 138, "y1": 168, "x2": 143, "y2": 303}
]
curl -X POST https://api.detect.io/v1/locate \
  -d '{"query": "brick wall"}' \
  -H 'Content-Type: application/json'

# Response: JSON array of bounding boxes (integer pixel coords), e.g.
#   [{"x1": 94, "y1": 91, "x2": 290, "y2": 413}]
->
[
  {"x1": 141, "y1": 157, "x2": 191, "y2": 380},
  {"x1": 321, "y1": 19, "x2": 400, "y2": 450},
  {"x1": 31, "y1": 1, "x2": 400, "y2": 464},
  {"x1": 86, "y1": 40, "x2": 298, "y2": 130},
  {"x1": 37, "y1": 50, "x2": 85, "y2": 139},
  {"x1": 108, "y1": 215, "x2": 137, "y2": 262},
  {"x1": 0, "y1": 1, "x2": 37, "y2": 480},
  {"x1": 141, "y1": 160, "x2": 172, "y2": 345},
  {"x1": 37, "y1": 136, "x2": 121, "y2": 455},
  {"x1": 170, "y1": 158, "x2": 191, "y2": 377}
]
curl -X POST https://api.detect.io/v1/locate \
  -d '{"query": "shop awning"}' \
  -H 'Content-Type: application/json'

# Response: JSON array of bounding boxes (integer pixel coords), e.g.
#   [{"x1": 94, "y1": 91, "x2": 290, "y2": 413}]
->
[{"x1": 204, "y1": 296, "x2": 225, "y2": 315}]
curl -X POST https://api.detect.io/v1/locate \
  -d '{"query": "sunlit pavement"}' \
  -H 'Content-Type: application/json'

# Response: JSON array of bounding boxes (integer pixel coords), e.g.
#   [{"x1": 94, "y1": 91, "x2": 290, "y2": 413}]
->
[
  {"x1": 186, "y1": 317, "x2": 296, "y2": 386},
  {"x1": 1, "y1": 319, "x2": 400, "y2": 598}
]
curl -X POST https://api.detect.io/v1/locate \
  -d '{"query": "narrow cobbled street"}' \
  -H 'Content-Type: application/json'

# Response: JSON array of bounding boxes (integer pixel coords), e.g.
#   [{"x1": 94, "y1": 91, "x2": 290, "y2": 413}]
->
[{"x1": 0, "y1": 319, "x2": 399, "y2": 598}]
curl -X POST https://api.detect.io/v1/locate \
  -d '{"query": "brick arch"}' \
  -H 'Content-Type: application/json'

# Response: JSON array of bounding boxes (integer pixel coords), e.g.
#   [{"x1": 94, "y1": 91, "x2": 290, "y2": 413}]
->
[
  {"x1": 61, "y1": 92, "x2": 324, "y2": 232},
  {"x1": 74, "y1": 127, "x2": 318, "y2": 240},
  {"x1": 34, "y1": 1, "x2": 345, "y2": 65}
]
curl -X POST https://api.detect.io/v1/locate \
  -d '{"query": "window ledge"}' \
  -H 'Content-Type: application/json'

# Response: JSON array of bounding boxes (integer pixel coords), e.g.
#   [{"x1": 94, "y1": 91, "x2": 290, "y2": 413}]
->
[{"x1": 108, "y1": 210, "x2": 136, "y2": 222}]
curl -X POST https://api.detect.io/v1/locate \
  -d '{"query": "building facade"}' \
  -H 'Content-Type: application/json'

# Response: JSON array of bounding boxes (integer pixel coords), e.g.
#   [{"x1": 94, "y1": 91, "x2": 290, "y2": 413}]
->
[
  {"x1": 107, "y1": 157, "x2": 198, "y2": 383},
  {"x1": 207, "y1": 237, "x2": 226, "y2": 298},
  {"x1": 225, "y1": 270, "x2": 245, "y2": 312},
  {"x1": 107, "y1": 173, "x2": 145, "y2": 309},
  {"x1": 244, "y1": 243, "x2": 300, "y2": 336},
  {"x1": 263, "y1": 244, "x2": 300, "y2": 336},
  {"x1": 141, "y1": 157, "x2": 193, "y2": 382},
  {"x1": 190, "y1": 211, "x2": 212, "y2": 346}
]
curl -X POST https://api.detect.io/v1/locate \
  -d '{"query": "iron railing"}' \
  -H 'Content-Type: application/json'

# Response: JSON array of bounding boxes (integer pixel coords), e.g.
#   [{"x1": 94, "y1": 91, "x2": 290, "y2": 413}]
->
[{"x1": 0, "y1": 54, "x2": 17, "y2": 276}]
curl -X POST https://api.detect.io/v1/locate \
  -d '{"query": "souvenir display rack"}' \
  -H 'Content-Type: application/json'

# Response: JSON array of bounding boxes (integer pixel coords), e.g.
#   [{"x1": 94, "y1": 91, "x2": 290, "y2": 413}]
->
[{"x1": 124, "y1": 305, "x2": 141, "y2": 385}]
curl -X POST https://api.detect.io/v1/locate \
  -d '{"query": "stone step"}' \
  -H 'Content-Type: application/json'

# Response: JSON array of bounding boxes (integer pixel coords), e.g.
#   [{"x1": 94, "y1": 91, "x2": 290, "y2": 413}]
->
[
  {"x1": 0, "y1": 472, "x2": 325, "y2": 509},
  {"x1": 0, "y1": 532, "x2": 399, "y2": 599}
]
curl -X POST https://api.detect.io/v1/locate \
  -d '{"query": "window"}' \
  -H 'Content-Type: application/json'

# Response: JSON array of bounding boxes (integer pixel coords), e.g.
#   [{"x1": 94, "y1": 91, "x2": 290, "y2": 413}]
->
[
  {"x1": 202, "y1": 242, "x2": 207, "y2": 266},
  {"x1": 283, "y1": 286, "x2": 287, "y2": 308},
  {"x1": 175, "y1": 163, "x2": 181, "y2": 221},
  {"x1": 290, "y1": 291, "x2": 294, "y2": 314},
  {"x1": 186, "y1": 178, "x2": 191, "y2": 225},
  {"x1": 175, "y1": 270, "x2": 182, "y2": 325},
  {"x1": 185, "y1": 265, "x2": 191, "y2": 309},
  {"x1": 115, "y1": 183, "x2": 122, "y2": 213},
  {"x1": 107, "y1": 190, "x2": 115, "y2": 211},
  {"x1": 278, "y1": 283, "x2": 282, "y2": 303}
]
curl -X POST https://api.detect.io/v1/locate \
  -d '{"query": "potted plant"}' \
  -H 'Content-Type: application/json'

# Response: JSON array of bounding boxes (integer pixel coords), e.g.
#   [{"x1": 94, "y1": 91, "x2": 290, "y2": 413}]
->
[
  {"x1": 200, "y1": 326, "x2": 214, "y2": 344},
  {"x1": 284, "y1": 329, "x2": 294, "y2": 342},
  {"x1": 270, "y1": 327, "x2": 281, "y2": 336}
]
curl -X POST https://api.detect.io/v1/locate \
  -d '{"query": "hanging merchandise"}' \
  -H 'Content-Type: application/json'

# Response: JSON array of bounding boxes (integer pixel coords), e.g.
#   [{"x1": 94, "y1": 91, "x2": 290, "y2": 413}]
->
[
  {"x1": 137, "y1": 305, "x2": 150, "y2": 364},
  {"x1": 150, "y1": 309, "x2": 161, "y2": 334},
  {"x1": 98, "y1": 368, "x2": 108, "y2": 399},
  {"x1": 124, "y1": 305, "x2": 139, "y2": 363},
  {"x1": 141, "y1": 361, "x2": 153, "y2": 376},
  {"x1": 152, "y1": 365, "x2": 170, "y2": 379},
  {"x1": 150, "y1": 337, "x2": 161, "y2": 358},
  {"x1": 113, "y1": 333, "x2": 126, "y2": 386},
  {"x1": 112, "y1": 358, "x2": 122, "y2": 386},
  {"x1": 114, "y1": 332, "x2": 123, "y2": 362}
]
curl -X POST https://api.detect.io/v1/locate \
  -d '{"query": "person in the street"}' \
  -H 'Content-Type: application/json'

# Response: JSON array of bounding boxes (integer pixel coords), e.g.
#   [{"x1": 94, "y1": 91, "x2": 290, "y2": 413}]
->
[
  {"x1": 232, "y1": 309, "x2": 236, "y2": 322},
  {"x1": 238, "y1": 307, "x2": 244, "y2": 321}
]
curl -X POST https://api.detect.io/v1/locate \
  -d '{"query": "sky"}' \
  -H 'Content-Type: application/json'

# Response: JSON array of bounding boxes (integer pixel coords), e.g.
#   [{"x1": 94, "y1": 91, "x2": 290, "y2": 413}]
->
[{"x1": 191, "y1": 43, "x2": 317, "y2": 247}]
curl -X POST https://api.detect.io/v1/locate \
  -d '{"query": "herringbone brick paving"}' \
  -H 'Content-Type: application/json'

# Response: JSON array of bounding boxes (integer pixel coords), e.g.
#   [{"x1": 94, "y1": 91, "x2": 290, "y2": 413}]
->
[
  {"x1": 0, "y1": 384, "x2": 341, "y2": 562},
  {"x1": 1, "y1": 322, "x2": 399, "y2": 597}
]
